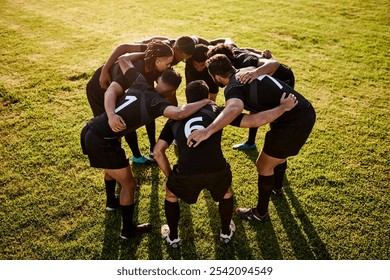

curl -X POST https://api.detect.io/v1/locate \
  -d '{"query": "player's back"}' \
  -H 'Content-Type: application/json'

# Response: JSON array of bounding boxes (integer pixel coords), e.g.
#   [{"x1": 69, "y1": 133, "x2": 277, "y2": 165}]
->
[{"x1": 173, "y1": 105, "x2": 227, "y2": 175}]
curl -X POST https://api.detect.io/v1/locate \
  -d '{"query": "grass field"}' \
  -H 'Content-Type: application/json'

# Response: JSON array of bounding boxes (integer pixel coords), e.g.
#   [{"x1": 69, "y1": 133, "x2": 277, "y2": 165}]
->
[{"x1": 0, "y1": 0, "x2": 389, "y2": 260}]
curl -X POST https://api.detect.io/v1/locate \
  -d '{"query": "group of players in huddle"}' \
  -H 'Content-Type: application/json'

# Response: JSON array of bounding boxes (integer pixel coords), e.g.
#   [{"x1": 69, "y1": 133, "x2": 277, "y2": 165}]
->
[{"x1": 81, "y1": 35, "x2": 315, "y2": 247}]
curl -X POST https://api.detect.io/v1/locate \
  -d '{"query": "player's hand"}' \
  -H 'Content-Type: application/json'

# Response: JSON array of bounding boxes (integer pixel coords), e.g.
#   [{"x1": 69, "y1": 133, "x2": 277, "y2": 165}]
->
[
  {"x1": 236, "y1": 70, "x2": 258, "y2": 84},
  {"x1": 262, "y1": 49, "x2": 272, "y2": 59},
  {"x1": 207, "y1": 99, "x2": 216, "y2": 105},
  {"x1": 99, "y1": 69, "x2": 111, "y2": 89},
  {"x1": 108, "y1": 113, "x2": 126, "y2": 132},
  {"x1": 187, "y1": 129, "x2": 208, "y2": 148},
  {"x1": 280, "y1": 92, "x2": 298, "y2": 111}
]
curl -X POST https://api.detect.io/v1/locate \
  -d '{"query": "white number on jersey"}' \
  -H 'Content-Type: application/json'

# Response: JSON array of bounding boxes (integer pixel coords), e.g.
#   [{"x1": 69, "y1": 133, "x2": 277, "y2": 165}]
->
[
  {"x1": 257, "y1": 75, "x2": 283, "y2": 89},
  {"x1": 184, "y1": 116, "x2": 205, "y2": 138},
  {"x1": 114, "y1": 96, "x2": 138, "y2": 113}
]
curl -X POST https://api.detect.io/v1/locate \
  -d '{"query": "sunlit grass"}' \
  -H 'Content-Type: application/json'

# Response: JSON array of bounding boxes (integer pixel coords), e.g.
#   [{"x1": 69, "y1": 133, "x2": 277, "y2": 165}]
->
[{"x1": 0, "y1": 0, "x2": 389, "y2": 260}]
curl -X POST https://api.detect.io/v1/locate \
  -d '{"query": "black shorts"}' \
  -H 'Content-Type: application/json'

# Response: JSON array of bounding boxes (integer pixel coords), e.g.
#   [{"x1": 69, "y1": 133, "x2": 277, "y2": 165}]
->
[
  {"x1": 166, "y1": 164, "x2": 232, "y2": 204},
  {"x1": 263, "y1": 104, "x2": 316, "y2": 159},
  {"x1": 80, "y1": 125, "x2": 129, "y2": 169},
  {"x1": 86, "y1": 67, "x2": 106, "y2": 117}
]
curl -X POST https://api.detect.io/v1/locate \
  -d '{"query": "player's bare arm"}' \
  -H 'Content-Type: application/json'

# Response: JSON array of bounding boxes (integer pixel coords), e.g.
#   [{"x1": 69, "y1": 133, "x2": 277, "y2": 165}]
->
[
  {"x1": 118, "y1": 52, "x2": 145, "y2": 74},
  {"x1": 153, "y1": 140, "x2": 172, "y2": 177},
  {"x1": 236, "y1": 59, "x2": 280, "y2": 84},
  {"x1": 104, "y1": 82, "x2": 127, "y2": 132},
  {"x1": 99, "y1": 43, "x2": 146, "y2": 89},
  {"x1": 136, "y1": 36, "x2": 171, "y2": 44},
  {"x1": 239, "y1": 93, "x2": 298, "y2": 128},
  {"x1": 162, "y1": 99, "x2": 212, "y2": 120},
  {"x1": 187, "y1": 98, "x2": 244, "y2": 147}
]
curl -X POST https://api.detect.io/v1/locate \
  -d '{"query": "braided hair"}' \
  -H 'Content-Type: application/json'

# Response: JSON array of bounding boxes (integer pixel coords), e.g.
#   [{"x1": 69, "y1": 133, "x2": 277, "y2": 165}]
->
[{"x1": 144, "y1": 40, "x2": 173, "y2": 71}]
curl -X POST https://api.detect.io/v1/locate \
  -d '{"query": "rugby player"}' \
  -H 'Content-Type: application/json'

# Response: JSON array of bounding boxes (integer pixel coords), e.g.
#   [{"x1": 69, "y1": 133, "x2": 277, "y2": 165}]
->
[
  {"x1": 187, "y1": 54, "x2": 315, "y2": 222},
  {"x1": 81, "y1": 65, "x2": 212, "y2": 239},
  {"x1": 86, "y1": 41, "x2": 174, "y2": 213},
  {"x1": 207, "y1": 43, "x2": 296, "y2": 195},
  {"x1": 154, "y1": 80, "x2": 297, "y2": 247}
]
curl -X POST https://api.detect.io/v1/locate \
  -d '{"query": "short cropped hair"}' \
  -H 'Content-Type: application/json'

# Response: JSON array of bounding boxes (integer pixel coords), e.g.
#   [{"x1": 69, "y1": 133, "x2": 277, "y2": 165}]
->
[
  {"x1": 206, "y1": 54, "x2": 235, "y2": 78},
  {"x1": 175, "y1": 36, "x2": 196, "y2": 55},
  {"x1": 192, "y1": 44, "x2": 209, "y2": 63},
  {"x1": 185, "y1": 80, "x2": 209, "y2": 103},
  {"x1": 161, "y1": 69, "x2": 182, "y2": 90},
  {"x1": 207, "y1": 43, "x2": 235, "y2": 63}
]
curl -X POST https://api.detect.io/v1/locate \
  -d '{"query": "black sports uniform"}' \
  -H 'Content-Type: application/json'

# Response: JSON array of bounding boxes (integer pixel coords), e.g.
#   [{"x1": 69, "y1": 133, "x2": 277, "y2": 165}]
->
[
  {"x1": 81, "y1": 68, "x2": 171, "y2": 169},
  {"x1": 185, "y1": 59, "x2": 219, "y2": 95},
  {"x1": 158, "y1": 105, "x2": 243, "y2": 204},
  {"x1": 232, "y1": 47, "x2": 295, "y2": 88},
  {"x1": 86, "y1": 56, "x2": 158, "y2": 117},
  {"x1": 225, "y1": 74, "x2": 316, "y2": 159}
]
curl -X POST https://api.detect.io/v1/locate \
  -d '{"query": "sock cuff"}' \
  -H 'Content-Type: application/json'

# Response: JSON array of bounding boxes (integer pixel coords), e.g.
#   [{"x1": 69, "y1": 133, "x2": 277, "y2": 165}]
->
[
  {"x1": 104, "y1": 179, "x2": 116, "y2": 188},
  {"x1": 165, "y1": 199, "x2": 179, "y2": 206},
  {"x1": 120, "y1": 203, "x2": 135, "y2": 211},
  {"x1": 221, "y1": 196, "x2": 233, "y2": 202},
  {"x1": 258, "y1": 174, "x2": 274, "y2": 186},
  {"x1": 274, "y1": 161, "x2": 287, "y2": 172}
]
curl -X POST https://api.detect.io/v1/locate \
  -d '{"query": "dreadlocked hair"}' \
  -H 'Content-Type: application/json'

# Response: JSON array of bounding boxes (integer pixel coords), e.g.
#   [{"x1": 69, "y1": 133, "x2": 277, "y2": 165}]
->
[
  {"x1": 207, "y1": 43, "x2": 236, "y2": 63},
  {"x1": 144, "y1": 40, "x2": 173, "y2": 71}
]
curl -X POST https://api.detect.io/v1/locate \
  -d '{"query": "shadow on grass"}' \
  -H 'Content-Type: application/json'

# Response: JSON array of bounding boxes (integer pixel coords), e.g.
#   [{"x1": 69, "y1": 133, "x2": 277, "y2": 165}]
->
[
  {"x1": 100, "y1": 210, "x2": 121, "y2": 260},
  {"x1": 146, "y1": 165, "x2": 163, "y2": 260},
  {"x1": 271, "y1": 179, "x2": 331, "y2": 259},
  {"x1": 239, "y1": 148, "x2": 259, "y2": 163},
  {"x1": 176, "y1": 202, "x2": 199, "y2": 259},
  {"x1": 234, "y1": 149, "x2": 330, "y2": 259},
  {"x1": 203, "y1": 191, "x2": 255, "y2": 260},
  {"x1": 99, "y1": 177, "x2": 144, "y2": 260}
]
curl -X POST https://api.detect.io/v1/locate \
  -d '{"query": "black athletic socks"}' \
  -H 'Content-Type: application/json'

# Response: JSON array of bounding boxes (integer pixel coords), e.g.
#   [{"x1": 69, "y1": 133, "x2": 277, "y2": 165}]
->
[
  {"x1": 105, "y1": 179, "x2": 117, "y2": 204},
  {"x1": 164, "y1": 199, "x2": 180, "y2": 240},
  {"x1": 219, "y1": 196, "x2": 234, "y2": 235},
  {"x1": 273, "y1": 161, "x2": 287, "y2": 190},
  {"x1": 125, "y1": 131, "x2": 142, "y2": 158},
  {"x1": 145, "y1": 121, "x2": 156, "y2": 150},
  {"x1": 120, "y1": 204, "x2": 135, "y2": 233},
  {"x1": 246, "y1": 127, "x2": 258, "y2": 146},
  {"x1": 256, "y1": 174, "x2": 274, "y2": 216},
  {"x1": 120, "y1": 204, "x2": 151, "y2": 238}
]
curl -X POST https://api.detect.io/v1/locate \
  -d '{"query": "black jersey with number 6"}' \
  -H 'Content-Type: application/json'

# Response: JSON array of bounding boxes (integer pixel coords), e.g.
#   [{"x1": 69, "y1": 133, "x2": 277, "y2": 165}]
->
[{"x1": 159, "y1": 104, "x2": 227, "y2": 175}]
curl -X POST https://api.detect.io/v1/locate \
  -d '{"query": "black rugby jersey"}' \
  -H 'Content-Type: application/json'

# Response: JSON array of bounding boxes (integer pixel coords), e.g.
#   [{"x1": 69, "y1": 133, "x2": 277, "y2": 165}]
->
[
  {"x1": 185, "y1": 59, "x2": 219, "y2": 94},
  {"x1": 224, "y1": 74, "x2": 310, "y2": 123},
  {"x1": 159, "y1": 104, "x2": 227, "y2": 175},
  {"x1": 88, "y1": 69, "x2": 171, "y2": 139},
  {"x1": 112, "y1": 59, "x2": 162, "y2": 89},
  {"x1": 232, "y1": 48, "x2": 295, "y2": 88}
]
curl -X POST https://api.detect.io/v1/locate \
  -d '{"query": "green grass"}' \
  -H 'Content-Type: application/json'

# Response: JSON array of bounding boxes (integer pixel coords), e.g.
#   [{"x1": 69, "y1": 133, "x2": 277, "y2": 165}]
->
[{"x1": 0, "y1": 0, "x2": 389, "y2": 260}]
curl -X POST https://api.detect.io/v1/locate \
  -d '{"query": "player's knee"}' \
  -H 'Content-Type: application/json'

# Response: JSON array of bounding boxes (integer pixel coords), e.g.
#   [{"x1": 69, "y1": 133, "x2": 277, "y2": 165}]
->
[
  {"x1": 256, "y1": 159, "x2": 278, "y2": 176},
  {"x1": 165, "y1": 188, "x2": 178, "y2": 202},
  {"x1": 223, "y1": 188, "x2": 233, "y2": 199}
]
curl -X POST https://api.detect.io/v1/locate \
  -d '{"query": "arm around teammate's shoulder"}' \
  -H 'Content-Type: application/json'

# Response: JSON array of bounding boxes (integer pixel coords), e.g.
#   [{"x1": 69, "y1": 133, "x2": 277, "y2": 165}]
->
[
  {"x1": 187, "y1": 98, "x2": 244, "y2": 148},
  {"x1": 100, "y1": 43, "x2": 146, "y2": 88},
  {"x1": 239, "y1": 93, "x2": 298, "y2": 128},
  {"x1": 162, "y1": 99, "x2": 212, "y2": 120}
]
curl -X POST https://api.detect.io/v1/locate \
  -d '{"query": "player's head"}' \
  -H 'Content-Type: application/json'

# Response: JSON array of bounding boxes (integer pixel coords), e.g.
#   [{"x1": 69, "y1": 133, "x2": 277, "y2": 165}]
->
[
  {"x1": 155, "y1": 69, "x2": 182, "y2": 98},
  {"x1": 207, "y1": 43, "x2": 235, "y2": 63},
  {"x1": 145, "y1": 40, "x2": 174, "y2": 72},
  {"x1": 185, "y1": 80, "x2": 209, "y2": 103},
  {"x1": 191, "y1": 44, "x2": 209, "y2": 72},
  {"x1": 173, "y1": 36, "x2": 195, "y2": 62},
  {"x1": 206, "y1": 54, "x2": 235, "y2": 87}
]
